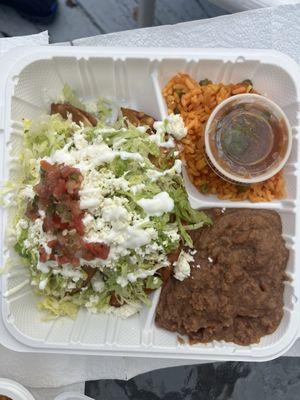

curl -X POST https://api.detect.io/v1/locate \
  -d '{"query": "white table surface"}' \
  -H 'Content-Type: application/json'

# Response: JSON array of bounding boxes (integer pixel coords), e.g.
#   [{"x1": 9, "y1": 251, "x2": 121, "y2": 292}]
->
[{"x1": 0, "y1": 4, "x2": 300, "y2": 399}]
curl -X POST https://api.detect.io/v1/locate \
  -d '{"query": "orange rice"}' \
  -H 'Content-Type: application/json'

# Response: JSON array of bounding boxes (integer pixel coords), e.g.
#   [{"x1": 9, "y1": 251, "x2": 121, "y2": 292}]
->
[{"x1": 163, "y1": 73, "x2": 286, "y2": 202}]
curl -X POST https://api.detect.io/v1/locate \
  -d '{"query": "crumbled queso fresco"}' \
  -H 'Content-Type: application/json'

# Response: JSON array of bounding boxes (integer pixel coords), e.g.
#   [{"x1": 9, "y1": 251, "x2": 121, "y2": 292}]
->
[{"x1": 173, "y1": 250, "x2": 194, "y2": 281}]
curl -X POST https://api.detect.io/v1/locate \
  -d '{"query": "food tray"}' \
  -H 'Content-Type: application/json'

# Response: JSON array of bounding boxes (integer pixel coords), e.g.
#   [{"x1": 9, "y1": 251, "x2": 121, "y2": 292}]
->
[{"x1": 0, "y1": 46, "x2": 300, "y2": 361}]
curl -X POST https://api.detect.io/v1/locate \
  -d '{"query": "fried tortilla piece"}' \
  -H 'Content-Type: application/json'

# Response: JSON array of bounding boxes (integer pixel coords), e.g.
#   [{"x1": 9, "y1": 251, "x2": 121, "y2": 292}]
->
[
  {"x1": 121, "y1": 107, "x2": 155, "y2": 129},
  {"x1": 109, "y1": 292, "x2": 122, "y2": 307},
  {"x1": 68, "y1": 265, "x2": 97, "y2": 295},
  {"x1": 51, "y1": 103, "x2": 97, "y2": 127},
  {"x1": 121, "y1": 107, "x2": 176, "y2": 169}
]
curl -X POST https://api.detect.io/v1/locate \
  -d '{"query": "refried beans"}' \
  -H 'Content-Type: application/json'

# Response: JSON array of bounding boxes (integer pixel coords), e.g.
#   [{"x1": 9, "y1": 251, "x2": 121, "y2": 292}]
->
[{"x1": 155, "y1": 209, "x2": 289, "y2": 345}]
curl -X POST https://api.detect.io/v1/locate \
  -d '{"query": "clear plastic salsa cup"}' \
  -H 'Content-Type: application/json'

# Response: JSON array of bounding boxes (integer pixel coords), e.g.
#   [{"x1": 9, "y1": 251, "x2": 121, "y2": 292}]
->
[{"x1": 204, "y1": 93, "x2": 292, "y2": 184}]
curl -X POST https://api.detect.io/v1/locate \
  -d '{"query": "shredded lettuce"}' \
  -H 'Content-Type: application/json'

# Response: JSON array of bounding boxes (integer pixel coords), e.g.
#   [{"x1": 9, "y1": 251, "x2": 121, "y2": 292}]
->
[
  {"x1": 22, "y1": 114, "x2": 74, "y2": 184},
  {"x1": 97, "y1": 97, "x2": 119, "y2": 124},
  {"x1": 120, "y1": 130, "x2": 159, "y2": 158},
  {"x1": 100, "y1": 255, "x2": 163, "y2": 306},
  {"x1": 38, "y1": 297, "x2": 79, "y2": 319},
  {"x1": 62, "y1": 84, "x2": 86, "y2": 110},
  {"x1": 14, "y1": 229, "x2": 30, "y2": 260},
  {"x1": 146, "y1": 276, "x2": 162, "y2": 290},
  {"x1": 101, "y1": 127, "x2": 140, "y2": 146}
]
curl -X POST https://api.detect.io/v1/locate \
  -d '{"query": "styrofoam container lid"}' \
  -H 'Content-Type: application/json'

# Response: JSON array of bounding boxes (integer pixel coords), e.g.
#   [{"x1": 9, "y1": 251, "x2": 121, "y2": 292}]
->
[
  {"x1": 0, "y1": 378, "x2": 35, "y2": 400},
  {"x1": 55, "y1": 392, "x2": 94, "y2": 400}
]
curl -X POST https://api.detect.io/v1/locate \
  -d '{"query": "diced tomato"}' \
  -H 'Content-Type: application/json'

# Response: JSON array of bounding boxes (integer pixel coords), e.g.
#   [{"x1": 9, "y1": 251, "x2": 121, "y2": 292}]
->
[
  {"x1": 57, "y1": 255, "x2": 69, "y2": 265},
  {"x1": 47, "y1": 240, "x2": 58, "y2": 248},
  {"x1": 60, "y1": 165, "x2": 81, "y2": 179},
  {"x1": 52, "y1": 213, "x2": 69, "y2": 230},
  {"x1": 84, "y1": 242, "x2": 110, "y2": 260},
  {"x1": 73, "y1": 216, "x2": 85, "y2": 235},
  {"x1": 42, "y1": 214, "x2": 52, "y2": 232},
  {"x1": 39, "y1": 247, "x2": 48, "y2": 263},
  {"x1": 70, "y1": 256, "x2": 80, "y2": 267},
  {"x1": 81, "y1": 252, "x2": 94, "y2": 261},
  {"x1": 66, "y1": 198, "x2": 82, "y2": 217},
  {"x1": 53, "y1": 178, "x2": 67, "y2": 198},
  {"x1": 34, "y1": 160, "x2": 110, "y2": 266},
  {"x1": 33, "y1": 182, "x2": 43, "y2": 196},
  {"x1": 40, "y1": 160, "x2": 55, "y2": 172}
]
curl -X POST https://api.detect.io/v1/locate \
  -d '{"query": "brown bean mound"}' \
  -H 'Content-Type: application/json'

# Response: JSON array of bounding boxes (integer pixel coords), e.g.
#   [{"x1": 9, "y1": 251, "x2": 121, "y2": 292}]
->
[{"x1": 155, "y1": 209, "x2": 289, "y2": 345}]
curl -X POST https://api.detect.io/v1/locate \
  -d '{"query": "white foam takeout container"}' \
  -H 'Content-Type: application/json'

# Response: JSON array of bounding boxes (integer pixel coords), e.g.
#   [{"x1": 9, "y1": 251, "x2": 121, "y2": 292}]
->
[{"x1": 0, "y1": 46, "x2": 300, "y2": 362}]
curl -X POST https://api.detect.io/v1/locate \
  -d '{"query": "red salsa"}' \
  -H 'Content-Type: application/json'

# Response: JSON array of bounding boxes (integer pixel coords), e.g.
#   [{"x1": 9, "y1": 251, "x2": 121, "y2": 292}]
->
[{"x1": 26, "y1": 160, "x2": 109, "y2": 266}]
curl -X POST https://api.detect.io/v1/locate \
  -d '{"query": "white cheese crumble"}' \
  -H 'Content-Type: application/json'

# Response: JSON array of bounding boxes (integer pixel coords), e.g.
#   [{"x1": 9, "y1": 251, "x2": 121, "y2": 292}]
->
[
  {"x1": 59, "y1": 264, "x2": 85, "y2": 282},
  {"x1": 67, "y1": 281, "x2": 77, "y2": 290},
  {"x1": 18, "y1": 219, "x2": 29, "y2": 229},
  {"x1": 127, "y1": 268, "x2": 156, "y2": 283},
  {"x1": 149, "y1": 128, "x2": 175, "y2": 148},
  {"x1": 49, "y1": 131, "x2": 144, "y2": 173},
  {"x1": 83, "y1": 195, "x2": 158, "y2": 267},
  {"x1": 73, "y1": 129, "x2": 89, "y2": 149},
  {"x1": 21, "y1": 185, "x2": 35, "y2": 200},
  {"x1": 116, "y1": 257, "x2": 166, "y2": 288},
  {"x1": 36, "y1": 260, "x2": 85, "y2": 282},
  {"x1": 22, "y1": 218, "x2": 55, "y2": 256},
  {"x1": 39, "y1": 278, "x2": 48, "y2": 291},
  {"x1": 165, "y1": 229, "x2": 180, "y2": 243},
  {"x1": 165, "y1": 113, "x2": 187, "y2": 140},
  {"x1": 38, "y1": 210, "x2": 46, "y2": 218},
  {"x1": 136, "y1": 126, "x2": 146, "y2": 133},
  {"x1": 16, "y1": 219, "x2": 28, "y2": 236},
  {"x1": 79, "y1": 169, "x2": 129, "y2": 211},
  {"x1": 91, "y1": 273, "x2": 105, "y2": 293},
  {"x1": 116, "y1": 276, "x2": 129, "y2": 288},
  {"x1": 137, "y1": 192, "x2": 174, "y2": 216},
  {"x1": 174, "y1": 250, "x2": 194, "y2": 281},
  {"x1": 82, "y1": 213, "x2": 94, "y2": 226},
  {"x1": 149, "y1": 114, "x2": 186, "y2": 147},
  {"x1": 101, "y1": 198, "x2": 129, "y2": 222}
]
